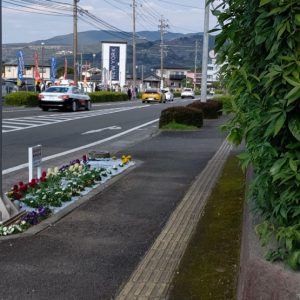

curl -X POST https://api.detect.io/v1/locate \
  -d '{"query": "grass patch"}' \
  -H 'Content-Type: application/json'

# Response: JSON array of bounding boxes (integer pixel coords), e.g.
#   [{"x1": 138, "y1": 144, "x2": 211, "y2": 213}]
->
[
  {"x1": 169, "y1": 155, "x2": 245, "y2": 300},
  {"x1": 161, "y1": 120, "x2": 198, "y2": 130}
]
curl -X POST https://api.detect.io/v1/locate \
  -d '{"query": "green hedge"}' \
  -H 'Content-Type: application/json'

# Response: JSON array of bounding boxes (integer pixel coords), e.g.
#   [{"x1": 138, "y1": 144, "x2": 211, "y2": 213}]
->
[
  {"x1": 4, "y1": 92, "x2": 39, "y2": 107},
  {"x1": 187, "y1": 100, "x2": 222, "y2": 119},
  {"x1": 88, "y1": 92, "x2": 128, "y2": 102},
  {"x1": 213, "y1": 95, "x2": 233, "y2": 114},
  {"x1": 159, "y1": 106, "x2": 203, "y2": 128}
]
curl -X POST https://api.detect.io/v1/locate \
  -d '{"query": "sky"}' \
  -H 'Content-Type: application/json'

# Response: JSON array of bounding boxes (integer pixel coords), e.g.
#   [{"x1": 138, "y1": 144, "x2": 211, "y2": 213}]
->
[{"x1": 2, "y1": 0, "x2": 219, "y2": 44}]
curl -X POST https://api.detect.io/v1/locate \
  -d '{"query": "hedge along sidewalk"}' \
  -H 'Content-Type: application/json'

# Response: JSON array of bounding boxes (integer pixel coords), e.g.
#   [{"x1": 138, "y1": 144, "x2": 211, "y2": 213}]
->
[{"x1": 4, "y1": 91, "x2": 129, "y2": 107}]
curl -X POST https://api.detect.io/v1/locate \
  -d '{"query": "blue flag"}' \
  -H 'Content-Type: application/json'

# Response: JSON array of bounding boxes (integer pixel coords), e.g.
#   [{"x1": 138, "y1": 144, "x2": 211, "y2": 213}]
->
[
  {"x1": 50, "y1": 57, "x2": 56, "y2": 83},
  {"x1": 17, "y1": 50, "x2": 24, "y2": 81}
]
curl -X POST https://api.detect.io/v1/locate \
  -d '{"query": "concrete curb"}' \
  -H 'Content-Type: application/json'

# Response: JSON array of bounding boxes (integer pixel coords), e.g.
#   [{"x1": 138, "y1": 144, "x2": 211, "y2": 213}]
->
[{"x1": 115, "y1": 139, "x2": 232, "y2": 300}]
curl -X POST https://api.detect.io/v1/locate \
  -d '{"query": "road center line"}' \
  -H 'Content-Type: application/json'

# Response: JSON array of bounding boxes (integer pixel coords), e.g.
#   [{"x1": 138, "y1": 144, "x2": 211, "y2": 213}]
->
[{"x1": 3, "y1": 119, "x2": 159, "y2": 175}]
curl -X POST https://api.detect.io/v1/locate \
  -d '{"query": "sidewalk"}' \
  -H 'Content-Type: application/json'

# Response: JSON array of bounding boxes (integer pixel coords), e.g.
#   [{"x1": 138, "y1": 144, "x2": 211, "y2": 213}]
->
[{"x1": 0, "y1": 116, "x2": 229, "y2": 300}]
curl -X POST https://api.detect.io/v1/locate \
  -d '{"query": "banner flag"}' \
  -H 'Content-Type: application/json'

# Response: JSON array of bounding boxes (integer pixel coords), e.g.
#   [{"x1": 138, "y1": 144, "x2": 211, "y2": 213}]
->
[
  {"x1": 64, "y1": 57, "x2": 67, "y2": 79},
  {"x1": 50, "y1": 57, "x2": 56, "y2": 83},
  {"x1": 17, "y1": 50, "x2": 25, "y2": 83},
  {"x1": 34, "y1": 51, "x2": 41, "y2": 82}
]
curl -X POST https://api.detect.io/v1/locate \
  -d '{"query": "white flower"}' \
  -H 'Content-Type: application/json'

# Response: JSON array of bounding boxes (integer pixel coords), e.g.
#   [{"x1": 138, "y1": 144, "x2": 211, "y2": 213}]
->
[{"x1": 21, "y1": 220, "x2": 26, "y2": 225}]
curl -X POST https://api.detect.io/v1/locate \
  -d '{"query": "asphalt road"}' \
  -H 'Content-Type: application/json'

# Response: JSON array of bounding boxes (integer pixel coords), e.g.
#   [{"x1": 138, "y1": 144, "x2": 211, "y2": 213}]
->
[{"x1": 2, "y1": 98, "x2": 195, "y2": 192}]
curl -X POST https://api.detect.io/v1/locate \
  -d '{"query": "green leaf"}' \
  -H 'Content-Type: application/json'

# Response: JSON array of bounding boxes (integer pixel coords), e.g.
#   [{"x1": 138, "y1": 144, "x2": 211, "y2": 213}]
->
[
  {"x1": 284, "y1": 76, "x2": 300, "y2": 87},
  {"x1": 295, "y1": 14, "x2": 300, "y2": 26},
  {"x1": 285, "y1": 86, "x2": 300, "y2": 105},
  {"x1": 274, "y1": 114, "x2": 286, "y2": 136},
  {"x1": 270, "y1": 158, "x2": 287, "y2": 176},
  {"x1": 289, "y1": 158, "x2": 297, "y2": 172},
  {"x1": 287, "y1": 251, "x2": 300, "y2": 270},
  {"x1": 277, "y1": 23, "x2": 287, "y2": 40},
  {"x1": 288, "y1": 117, "x2": 300, "y2": 141},
  {"x1": 259, "y1": 0, "x2": 272, "y2": 6}
]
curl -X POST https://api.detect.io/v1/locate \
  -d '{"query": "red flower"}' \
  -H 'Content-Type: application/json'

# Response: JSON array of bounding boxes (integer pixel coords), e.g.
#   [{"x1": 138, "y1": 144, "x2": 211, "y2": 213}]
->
[
  {"x1": 40, "y1": 176, "x2": 47, "y2": 182},
  {"x1": 18, "y1": 181, "x2": 24, "y2": 187},
  {"x1": 42, "y1": 171, "x2": 47, "y2": 178},
  {"x1": 13, "y1": 191, "x2": 22, "y2": 200},
  {"x1": 82, "y1": 154, "x2": 87, "y2": 162},
  {"x1": 19, "y1": 184, "x2": 28, "y2": 192},
  {"x1": 13, "y1": 185, "x2": 19, "y2": 191}
]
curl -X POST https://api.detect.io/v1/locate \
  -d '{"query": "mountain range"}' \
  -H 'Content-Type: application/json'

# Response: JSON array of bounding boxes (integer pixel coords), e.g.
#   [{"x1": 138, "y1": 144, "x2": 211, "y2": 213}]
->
[{"x1": 3, "y1": 30, "x2": 215, "y2": 74}]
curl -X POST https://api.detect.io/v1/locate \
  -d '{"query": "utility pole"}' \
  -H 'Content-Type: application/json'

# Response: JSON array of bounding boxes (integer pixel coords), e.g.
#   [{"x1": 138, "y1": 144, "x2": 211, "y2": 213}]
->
[
  {"x1": 194, "y1": 40, "x2": 198, "y2": 91},
  {"x1": 132, "y1": 0, "x2": 137, "y2": 97},
  {"x1": 80, "y1": 53, "x2": 83, "y2": 82},
  {"x1": 201, "y1": 1, "x2": 209, "y2": 102},
  {"x1": 0, "y1": 0, "x2": 19, "y2": 222},
  {"x1": 141, "y1": 64, "x2": 144, "y2": 91},
  {"x1": 159, "y1": 16, "x2": 168, "y2": 90},
  {"x1": 73, "y1": 0, "x2": 79, "y2": 85}
]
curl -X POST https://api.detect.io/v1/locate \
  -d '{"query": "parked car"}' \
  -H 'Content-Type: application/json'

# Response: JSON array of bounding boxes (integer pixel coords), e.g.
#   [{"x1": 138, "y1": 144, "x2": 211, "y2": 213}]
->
[
  {"x1": 38, "y1": 86, "x2": 91, "y2": 112},
  {"x1": 181, "y1": 88, "x2": 195, "y2": 99},
  {"x1": 162, "y1": 88, "x2": 174, "y2": 101},
  {"x1": 141, "y1": 88, "x2": 166, "y2": 103}
]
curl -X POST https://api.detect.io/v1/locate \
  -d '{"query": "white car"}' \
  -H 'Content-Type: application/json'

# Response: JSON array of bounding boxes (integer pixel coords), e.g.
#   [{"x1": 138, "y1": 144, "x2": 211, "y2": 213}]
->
[
  {"x1": 162, "y1": 88, "x2": 174, "y2": 101},
  {"x1": 38, "y1": 86, "x2": 91, "y2": 112},
  {"x1": 181, "y1": 88, "x2": 195, "y2": 99}
]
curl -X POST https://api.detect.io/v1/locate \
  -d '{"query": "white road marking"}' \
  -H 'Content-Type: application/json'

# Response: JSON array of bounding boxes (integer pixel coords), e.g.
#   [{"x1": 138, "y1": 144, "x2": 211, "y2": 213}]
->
[
  {"x1": 82, "y1": 126, "x2": 122, "y2": 135},
  {"x1": 2, "y1": 105, "x2": 150, "y2": 133},
  {"x1": 3, "y1": 119, "x2": 159, "y2": 175}
]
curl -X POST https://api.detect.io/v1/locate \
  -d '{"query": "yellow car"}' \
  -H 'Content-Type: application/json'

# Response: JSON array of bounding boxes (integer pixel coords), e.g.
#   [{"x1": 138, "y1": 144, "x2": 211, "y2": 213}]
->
[{"x1": 142, "y1": 88, "x2": 166, "y2": 103}]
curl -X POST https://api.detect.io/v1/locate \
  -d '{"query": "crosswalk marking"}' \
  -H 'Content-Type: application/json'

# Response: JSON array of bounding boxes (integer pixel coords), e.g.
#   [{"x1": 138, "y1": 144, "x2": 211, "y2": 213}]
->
[{"x1": 2, "y1": 105, "x2": 149, "y2": 133}]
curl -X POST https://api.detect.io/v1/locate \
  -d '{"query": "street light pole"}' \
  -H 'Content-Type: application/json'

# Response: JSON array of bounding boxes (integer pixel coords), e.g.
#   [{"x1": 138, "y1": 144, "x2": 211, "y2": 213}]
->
[
  {"x1": 200, "y1": 1, "x2": 210, "y2": 102},
  {"x1": 73, "y1": 0, "x2": 79, "y2": 85},
  {"x1": 132, "y1": 0, "x2": 136, "y2": 97}
]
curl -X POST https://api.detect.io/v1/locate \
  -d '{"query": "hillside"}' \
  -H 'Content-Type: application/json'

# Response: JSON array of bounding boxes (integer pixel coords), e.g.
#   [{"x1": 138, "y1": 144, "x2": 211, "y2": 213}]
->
[{"x1": 3, "y1": 30, "x2": 215, "y2": 73}]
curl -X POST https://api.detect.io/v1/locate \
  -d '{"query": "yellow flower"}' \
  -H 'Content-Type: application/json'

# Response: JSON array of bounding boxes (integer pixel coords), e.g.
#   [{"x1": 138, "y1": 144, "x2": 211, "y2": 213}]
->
[
  {"x1": 127, "y1": 155, "x2": 132, "y2": 161},
  {"x1": 112, "y1": 156, "x2": 117, "y2": 160},
  {"x1": 47, "y1": 168, "x2": 53, "y2": 176}
]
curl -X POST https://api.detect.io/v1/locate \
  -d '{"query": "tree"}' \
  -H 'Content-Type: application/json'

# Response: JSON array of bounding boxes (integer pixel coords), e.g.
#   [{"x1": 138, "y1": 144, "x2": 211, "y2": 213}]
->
[
  {"x1": 209, "y1": 0, "x2": 300, "y2": 269},
  {"x1": 56, "y1": 67, "x2": 74, "y2": 78}
]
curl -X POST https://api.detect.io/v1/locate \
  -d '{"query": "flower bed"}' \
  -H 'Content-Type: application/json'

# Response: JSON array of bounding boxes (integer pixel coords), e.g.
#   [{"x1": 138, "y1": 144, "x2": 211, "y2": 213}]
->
[{"x1": 0, "y1": 154, "x2": 134, "y2": 236}]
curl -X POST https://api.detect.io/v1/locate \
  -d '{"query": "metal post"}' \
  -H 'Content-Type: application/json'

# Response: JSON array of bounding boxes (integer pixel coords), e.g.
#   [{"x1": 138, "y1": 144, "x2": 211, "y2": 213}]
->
[
  {"x1": 201, "y1": 0, "x2": 210, "y2": 102},
  {"x1": 73, "y1": 0, "x2": 79, "y2": 85},
  {"x1": 160, "y1": 17, "x2": 164, "y2": 90},
  {"x1": 194, "y1": 40, "x2": 198, "y2": 91},
  {"x1": 132, "y1": 0, "x2": 136, "y2": 98}
]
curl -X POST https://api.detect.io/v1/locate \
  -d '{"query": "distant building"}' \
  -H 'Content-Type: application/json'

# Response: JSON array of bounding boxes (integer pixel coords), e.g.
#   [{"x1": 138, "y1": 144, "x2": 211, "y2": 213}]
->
[
  {"x1": 3, "y1": 62, "x2": 51, "y2": 81},
  {"x1": 156, "y1": 67, "x2": 188, "y2": 88}
]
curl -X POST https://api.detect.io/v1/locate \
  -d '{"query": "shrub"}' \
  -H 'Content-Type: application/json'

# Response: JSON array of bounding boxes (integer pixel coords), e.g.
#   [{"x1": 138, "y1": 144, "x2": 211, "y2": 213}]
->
[
  {"x1": 4, "y1": 91, "x2": 39, "y2": 107},
  {"x1": 88, "y1": 91, "x2": 128, "y2": 102},
  {"x1": 213, "y1": 95, "x2": 233, "y2": 115},
  {"x1": 187, "y1": 100, "x2": 221, "y2": 119},
  {"x1": 159, "y1": 106, "x2": 203, "y2": 128},
  {"x1": 210, "y1": 0, "x2": 300, "y2": 269}
]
